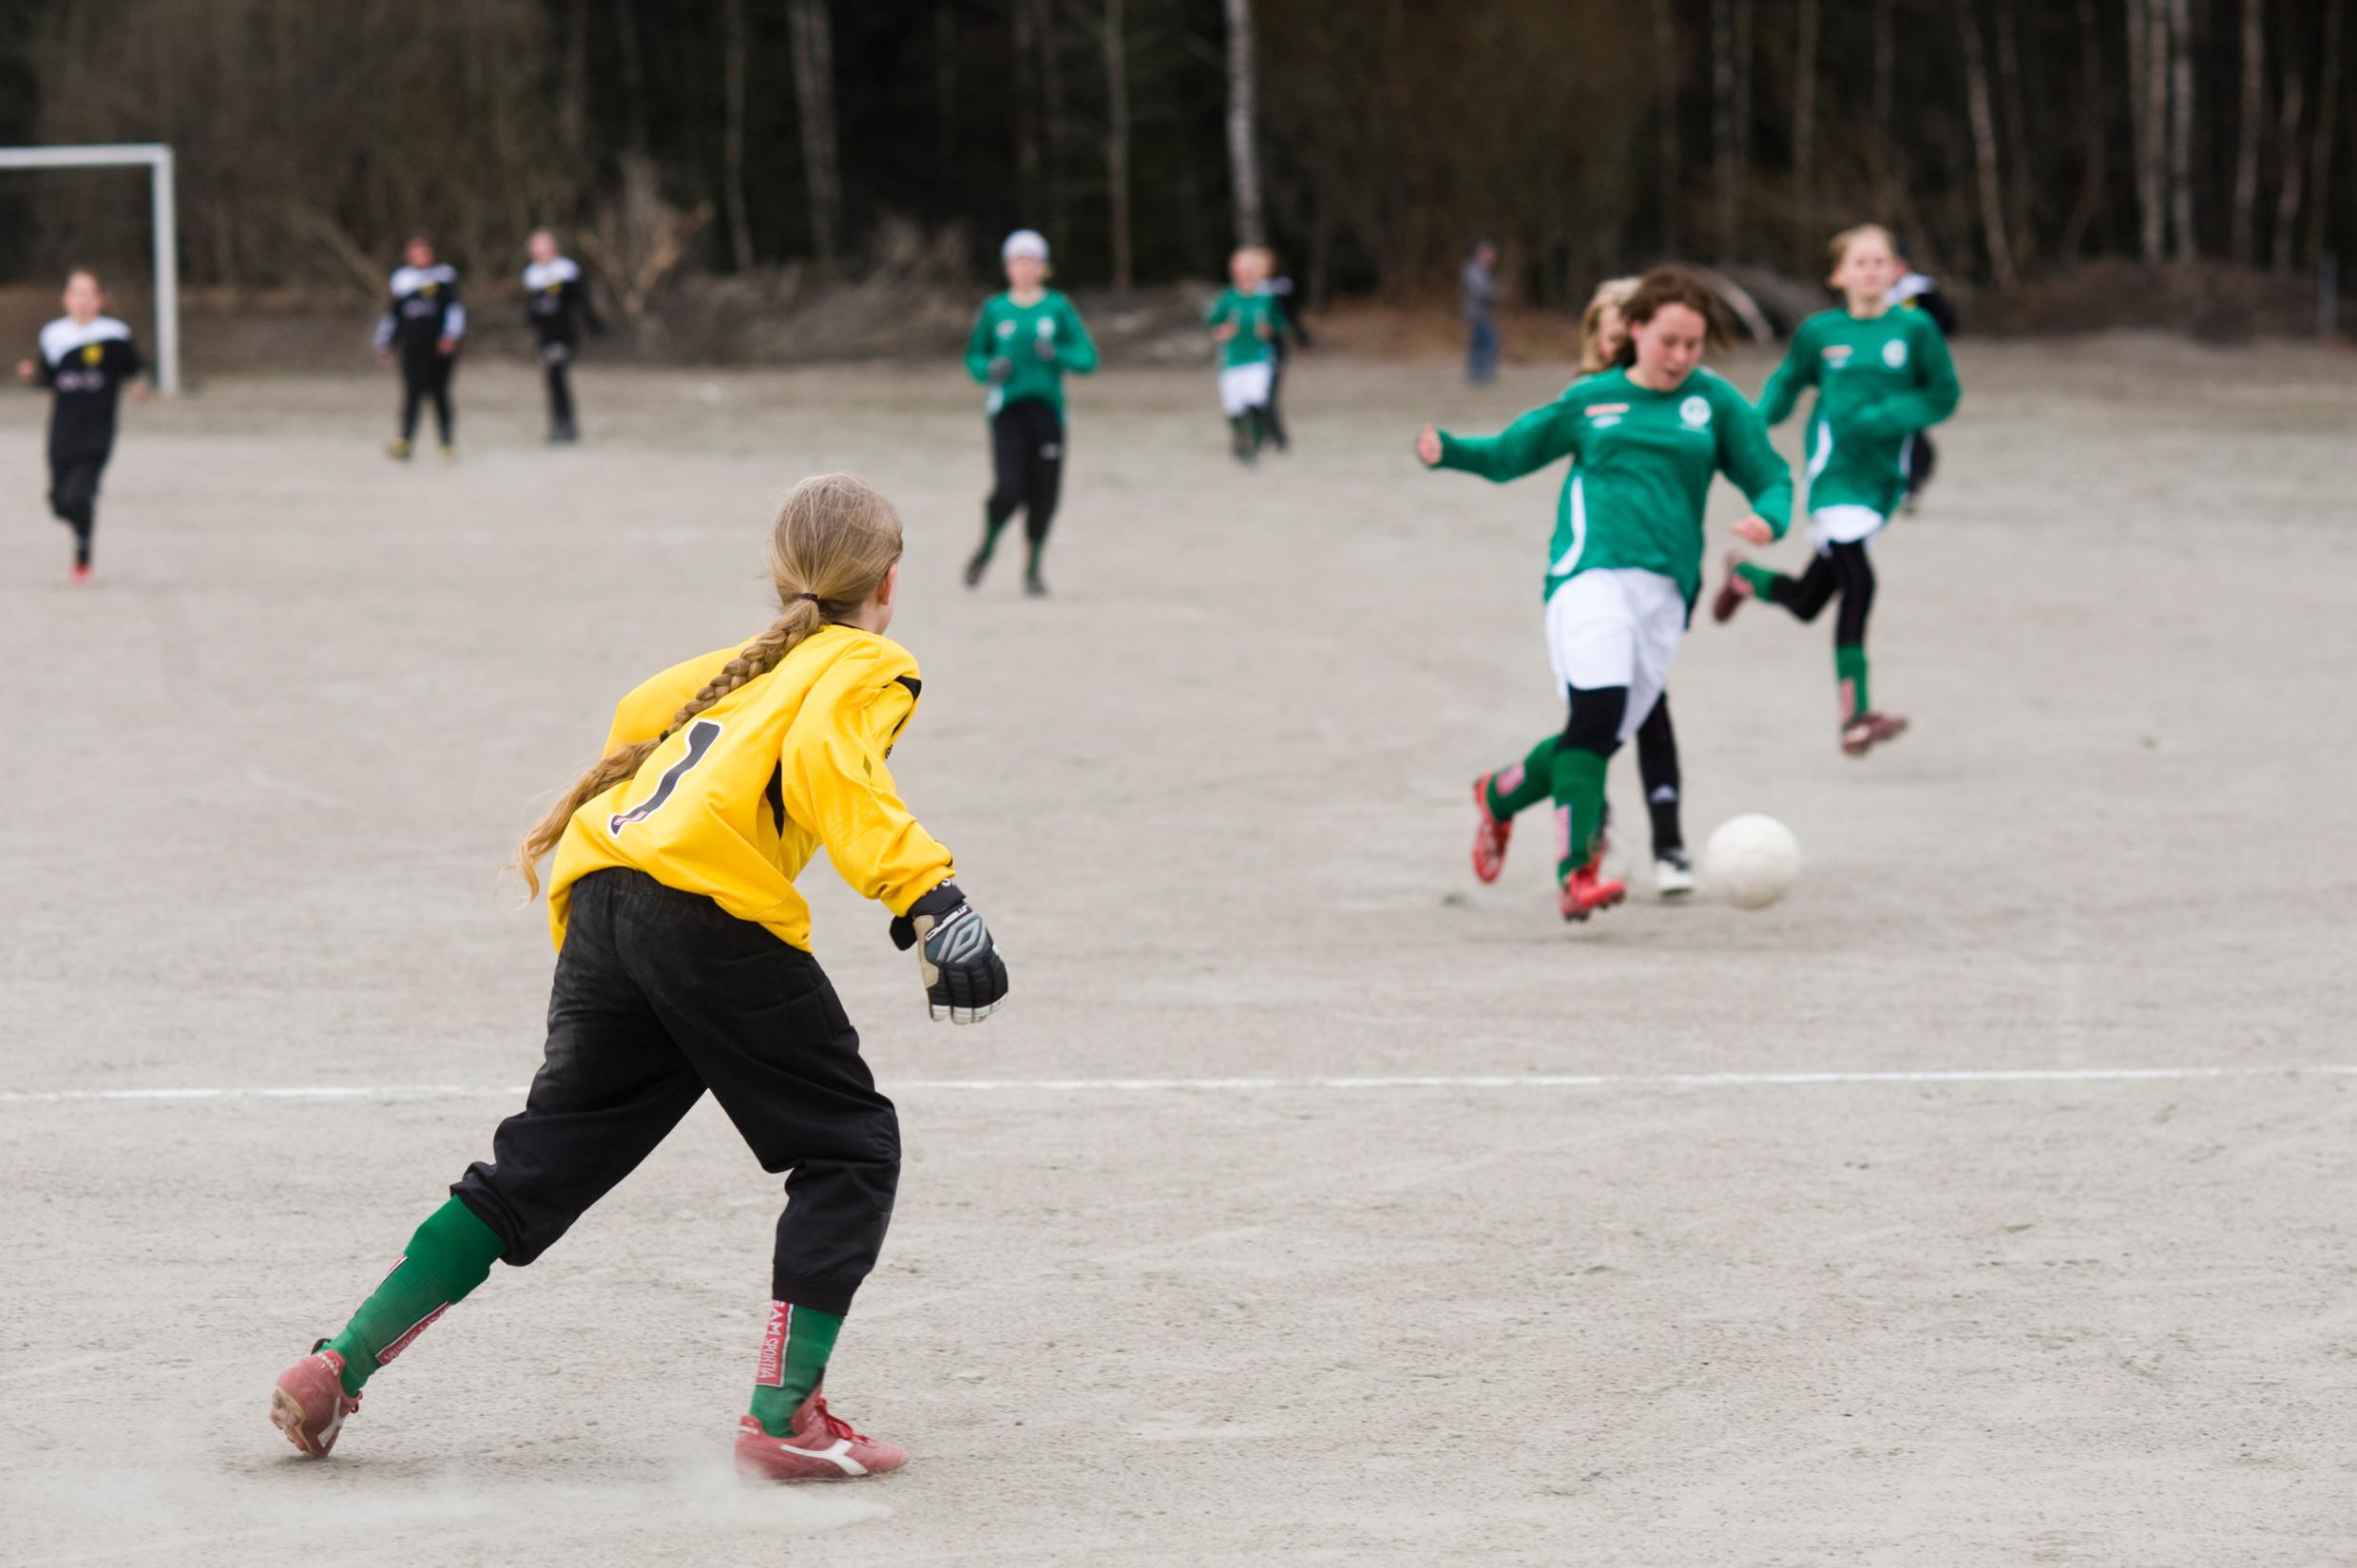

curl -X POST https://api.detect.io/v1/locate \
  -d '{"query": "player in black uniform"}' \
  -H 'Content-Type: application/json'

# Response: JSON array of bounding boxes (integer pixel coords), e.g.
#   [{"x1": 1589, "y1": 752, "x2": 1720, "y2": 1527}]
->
[
  {"x1": 374, "y1": 236, "x2": 466, "y2": 462},
  {"x1": 14, "y1": 269, "x2": 147, "y2": 583},
  {"x1": 524, "y1": 230, "x2": 602, "y2": 444}
]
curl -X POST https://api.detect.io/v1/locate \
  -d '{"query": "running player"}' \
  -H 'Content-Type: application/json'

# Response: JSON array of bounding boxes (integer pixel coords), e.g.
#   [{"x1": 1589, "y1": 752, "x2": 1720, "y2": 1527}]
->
[
  {"x1": 268, "y1": 474, "x2": 1009, "y2": 1481},
  {"x1": 13, "y1": 268, "x2": 146, "y2": 583},
  {"x1": 1421, "y1": 267, "x2": 1792, "y2": 921},
  {"x1": 524, "y1": 229, "x2": 602, "y2": 444},
  {"x1": 963, "y1": 229, "x2": 1098, "y2": 596},
  {"x1": 374, "y1": 235, "x2": 465, "y2": 461},
  {"x1": 1712, "y1": 223, "x2": 1961, "y2": 756},
  {"x1": 1205, "y1": 247, "x2": 1279, "y2": 464},
  {"x1": 1257, "y1": 250, "x2": 1311, "y2": 453},
  {"x1": 1885, "y1": 239, "x2": 1957, "y2": 510}
]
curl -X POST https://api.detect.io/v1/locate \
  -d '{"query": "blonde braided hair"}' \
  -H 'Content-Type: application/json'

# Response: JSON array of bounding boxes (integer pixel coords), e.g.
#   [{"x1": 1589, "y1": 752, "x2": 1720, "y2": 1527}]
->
[
  {"x1": 513, "y1": 472, "x2": 906, "y2": 896},
  {"x1": 1578, "y1": 276, "x2": 1639, "y2": 376}
]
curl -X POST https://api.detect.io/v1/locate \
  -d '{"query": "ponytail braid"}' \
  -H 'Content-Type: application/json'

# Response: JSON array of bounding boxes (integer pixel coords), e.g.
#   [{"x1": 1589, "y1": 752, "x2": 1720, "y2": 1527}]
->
[{"x1": 511, "y1": 471, "x2": 905, "y2": 899}]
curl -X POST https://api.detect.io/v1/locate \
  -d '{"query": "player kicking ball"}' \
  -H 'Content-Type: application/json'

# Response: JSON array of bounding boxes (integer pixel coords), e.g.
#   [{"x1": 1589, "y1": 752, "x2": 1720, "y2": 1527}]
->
[
  {"x1": 14, "y1": 269, "x2": 147, "y2": 583},
  {"x1": 1420, "y1": 268, "x2": 1792, "y2": 921},
  {"x1": 269, "y1": 474, "x2": 1009, "y2": 1480}
]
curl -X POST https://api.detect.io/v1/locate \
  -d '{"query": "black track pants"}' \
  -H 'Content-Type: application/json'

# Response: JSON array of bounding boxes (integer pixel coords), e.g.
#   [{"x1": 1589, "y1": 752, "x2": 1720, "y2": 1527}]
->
[
  {"x1": 984, "y1": 397, "x2": 1065, "y2": 550},
  {"x1": 399, "y1": 351, "x2": 456, "y2": 445}
]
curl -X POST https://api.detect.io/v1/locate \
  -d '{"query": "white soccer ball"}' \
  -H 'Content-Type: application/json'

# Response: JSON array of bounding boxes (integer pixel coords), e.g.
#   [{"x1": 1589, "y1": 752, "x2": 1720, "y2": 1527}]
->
[{"x1": 1703, "y1": 813, "x2": 1802, "y2": 910}]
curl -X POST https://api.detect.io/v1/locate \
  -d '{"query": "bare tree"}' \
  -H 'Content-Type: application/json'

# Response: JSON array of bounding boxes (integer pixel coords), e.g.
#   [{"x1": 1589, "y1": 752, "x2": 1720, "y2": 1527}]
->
[
  {"x1": 786, "y1": 0, "x2": 842, "y2": 266},
  {"x1": 2233, "y1": 0, "x2": 2266, "y2": 263},
  {"x1": 2138, "y1": 0, "x2": 2168, "y2": 261},
  {"x1": 562, "y1": 0, "x2": 590, "y2": 166},
  {"x1": 936, "y1": 2, "x2": 957, "y2": 168},
  {"x1": 1871, "y1": 0, "x2": 1895, "y2": 209},
  {"x1": 1651, "y1": 0, "x2": 1683, "y2": 254},
  {"x1": 1225, "y1": 0, "x2": 1265, "y2": 246},
  {"x1": 1013, "y1": 0, "x2": 1043, "y2": 212},
  {"x1": 1955, "y1": 0, "x2": 2019, "y2": 288},
  {"x1": 722, "y1": 0, "x2": 753, "y2": 273},
  {"x1": 1792, "y1": 0, "x2": 1820, "y2": 239},
  {"x1": 1040, "y1": 0, "x2": 1070, "y2": 245},
  {"x1": 1994, "y1": 0, "x2": 2032, "y2": 263},
  {"x1": 2167, "y1": 0, "x2": 2194, "y2": 262},
  {"x1": 1712, "y1": 0, "x2": 1735, "y2": 254},
  {"x1": 2060, "y1": 0, "x2": 2108, "y2": 258},
  {"x1": 2307, "y1": 0, "x2": 2344, "y2": 268},
  {"x1": 612, "y1": 0, "x2": 650, "y2": 156},
  {"x1": 2272, "y1": 58, "x2": 2307, "y2": 273},
  {"x1": 1104, "y1": 0, "x2": 1133, "y2": 290}
]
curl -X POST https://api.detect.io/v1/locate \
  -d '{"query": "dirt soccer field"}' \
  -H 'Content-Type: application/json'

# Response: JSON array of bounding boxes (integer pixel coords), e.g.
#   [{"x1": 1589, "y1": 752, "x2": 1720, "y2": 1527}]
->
[{"x1": 3, "y1": 339, "x2": 2354, "y2": 1567}]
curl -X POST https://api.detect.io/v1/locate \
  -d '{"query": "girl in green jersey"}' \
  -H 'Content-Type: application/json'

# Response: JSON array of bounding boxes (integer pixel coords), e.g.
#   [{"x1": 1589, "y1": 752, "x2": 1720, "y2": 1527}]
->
[
  {"x1": 1206, "y1": 247, "x2": 1282, "y2": 464},
  {"x1": 1713, "y1": 224, "x2": 1961, "y2": 755},
  {"x1": 964, "y1": 229, "x2": 1099, "y2": 596},
  {"x1": 1419, "y1": 268, "x2": 1793, "y2": 923}
]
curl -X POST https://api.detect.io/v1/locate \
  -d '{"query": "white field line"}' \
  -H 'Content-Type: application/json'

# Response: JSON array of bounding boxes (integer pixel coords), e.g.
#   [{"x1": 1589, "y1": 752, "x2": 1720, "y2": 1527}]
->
[{"x1": 1, "y1": 1064, "x2": 2352, "y2": 1106}]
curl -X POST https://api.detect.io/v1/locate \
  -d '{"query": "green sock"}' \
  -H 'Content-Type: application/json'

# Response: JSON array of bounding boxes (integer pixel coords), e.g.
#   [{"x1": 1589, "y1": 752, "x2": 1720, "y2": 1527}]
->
[
  {"x1": 1486, "y1": 735, "x2": 1559, "y2": 819},
  {"x1": 1548, "y1": 745, "x2": 1609, "y2": 881},
  {"x1": 749, "y1": 1301, "x2": 845, "y2": 1437},
  {"x1": 1025, "y1": 542, "x2": 1044, "y2": 581},
  {"x1": 1735, "y1": 561, "x2": 1778, "y2": 599},
  {"x1": 1835, "y1": 641, "x2": 1869, "y2": 717},
  {"x1": 974, "y1": 511, "x2": 1010, "y2": 562},
  {"x1": 323, "y1": 1198, "x2": 504, "y2": 1397}
]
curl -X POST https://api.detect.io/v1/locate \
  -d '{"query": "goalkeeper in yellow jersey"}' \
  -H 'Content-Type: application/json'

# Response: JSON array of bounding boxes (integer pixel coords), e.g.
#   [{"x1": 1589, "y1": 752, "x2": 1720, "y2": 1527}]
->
[{"x1": 268, "y1": 474, "x2": 1007, "y2": 1482}]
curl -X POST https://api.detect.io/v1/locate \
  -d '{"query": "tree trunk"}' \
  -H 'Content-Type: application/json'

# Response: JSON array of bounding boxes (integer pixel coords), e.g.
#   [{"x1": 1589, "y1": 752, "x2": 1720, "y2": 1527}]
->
[
  {"x1": 2140, "y1": 0, "x2": 2168, "y2": 261},
  {"x1": 1792, "y1": 0, "x2": 1819, "y2": 239},
  {"x1": 2167, "y1": 0, "x2": 2194, "y2": 262},
  {"x1": 2306, "y1": 0, "x2": 2343, "y2": 268},
  {"x1": 1712, "y1": 0, "x2": 1735, "y2": 255},
  {"x1": 563, "y1": 0, "x2": 589, "y2": 166},
  {"x1": 1871, "y1": 0, "x2": 1895, "y2": 208},
  {"x1": 1732, "y1": 0, "x2": 1753, "y2": 248},
  {"x1": 722, "y1": 0, "x2": 753, "y2": 273},
  {"x1": 1994, "y1": 0, "x2": 2032, "y2": 264},
  {"x1": 1650, "y1": 0, "x2": 1682, "y2": 254},
  {"x1": 936, "y1": 2, "x2": 957, "y2": 169},
  {"x1": 2272, "y1": 65, "x2": 2306, "y2": 273},
  {"x1": 1224, "y1": 0, "x2": 1264, "y2": 247},
  {"x1": 1012, "y1": 0, "x2": 1043, "y2": 213},
  {"x1": 2232, "y1": 0, "x2": 2264, "y2": 263},
  {"x1": 1104, "y1": 0, "x2": 1132, "y2": 290},
  {"x1": 1040, "y1": 0, "x2": 1069, "y2": 246},
  {"x1": 612, "y1": 0, "x2": 649, "y2": 155},
  {"x1": 2059, "y1": 0, "x2": 2107, "y2": 259},
  {"x1": 786, "y1": 0, "x2": 842, "y2": 266},
  {"x1": 1955, "y1": 0, "x2": 2019, "y2": 288}
]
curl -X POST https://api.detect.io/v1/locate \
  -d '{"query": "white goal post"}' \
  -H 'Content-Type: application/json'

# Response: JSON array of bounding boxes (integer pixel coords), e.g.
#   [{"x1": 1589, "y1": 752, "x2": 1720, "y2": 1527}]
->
[{"x1": 0, "y1": 143, "x2": 179, "y2": 394}]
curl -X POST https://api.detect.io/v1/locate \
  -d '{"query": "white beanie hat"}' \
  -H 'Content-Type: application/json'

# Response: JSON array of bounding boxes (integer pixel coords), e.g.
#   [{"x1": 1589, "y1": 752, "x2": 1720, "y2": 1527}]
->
[{"x1": 1002, "y1": 229, "x2": 1050, "y2": 264}]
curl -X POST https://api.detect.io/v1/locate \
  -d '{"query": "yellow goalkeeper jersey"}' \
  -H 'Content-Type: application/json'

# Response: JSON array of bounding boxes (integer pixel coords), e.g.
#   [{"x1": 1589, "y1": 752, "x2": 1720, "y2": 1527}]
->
[{"x1": 546, "y1": 624, "x2": 956, "y2": 952}]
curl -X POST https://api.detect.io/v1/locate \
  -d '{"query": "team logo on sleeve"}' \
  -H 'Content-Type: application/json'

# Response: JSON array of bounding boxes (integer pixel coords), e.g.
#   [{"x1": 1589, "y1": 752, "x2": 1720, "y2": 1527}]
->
[
  {"x1": 1679, "y1": 395, "x2": 1713, "y2": 428},
  {"x1": 1883, "y1": 339, "x2": 1909, "y2": 368},
  {"x1": 607, "y1": 719, "x2": 722, "y2": 835}
]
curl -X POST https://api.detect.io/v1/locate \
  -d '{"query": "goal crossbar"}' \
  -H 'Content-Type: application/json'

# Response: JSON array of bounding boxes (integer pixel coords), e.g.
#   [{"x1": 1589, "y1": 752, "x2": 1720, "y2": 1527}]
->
[{"x1": 0, "y1": 143, "x2": 179, "y2": 393}]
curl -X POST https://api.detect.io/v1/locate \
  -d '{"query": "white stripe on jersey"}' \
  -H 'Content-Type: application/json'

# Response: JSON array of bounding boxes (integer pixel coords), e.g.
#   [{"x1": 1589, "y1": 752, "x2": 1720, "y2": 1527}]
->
[
  {"x1": 523, "y1": 258, "x2": 580, "y2": 289},
  {"x1": 39, "y1": 316, "x2": 132, "y2": 368}
]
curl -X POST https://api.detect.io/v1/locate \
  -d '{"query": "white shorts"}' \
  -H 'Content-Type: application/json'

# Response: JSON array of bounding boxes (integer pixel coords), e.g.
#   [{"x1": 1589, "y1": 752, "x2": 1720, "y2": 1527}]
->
[
  {"x1": 1807, "y1": 504, "x2": 1888, "y2": 552},
  {"x1": 1218, "y1": 361, "x2": 1274, "y2": 417},
  {"x1": 1543, "y1": 567, "x2": 1686, "y2": 744}
]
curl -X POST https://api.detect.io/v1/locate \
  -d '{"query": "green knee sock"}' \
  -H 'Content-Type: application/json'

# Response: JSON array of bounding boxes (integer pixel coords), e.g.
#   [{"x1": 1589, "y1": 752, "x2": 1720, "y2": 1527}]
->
[
  {"x1": 324, "y1": 1198, "x2": 504, "y2": 1397},
  {"x1": 1486, "y1": 735, "x2": 1560, "y2": 819},
  {"x1": 1835, "y1": 641, "x2": 1869, "y2": 717},
  {"x1": 1549, "y1": 745, "x2": 1610, "y2": 881},
  {"x1": 1735, "y1": 561, "x2": 1779, "y2": 600},
  {"x1": 749, "y1": 1301, "x2": 846, "y2": 1437},
  {"x1": 974, "y1": 510, "x2": 1011, "y2": 562}
]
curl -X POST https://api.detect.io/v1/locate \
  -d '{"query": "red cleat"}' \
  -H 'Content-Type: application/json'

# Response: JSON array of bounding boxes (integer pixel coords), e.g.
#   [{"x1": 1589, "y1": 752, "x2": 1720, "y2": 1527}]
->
[
  {"x1": 1469, "y1": 774, "x2": 1513, "y2": 884},
  {"x1": 1840, "y1": 711, "x2": 1909, "y2": 756},
  {"x1": 1559, "y1": 863, "x2": 1626, "y2": 923},
  {"x1": 1710, "y1": 552, "x2": 1750, "y2": 623},
  {"x1": 734, "y1": 1388, "x2": 908, "y2": 1482},
  {"x1": 270, "y1": 1346, "x2": 359, "y2": 1458},
  {"x1": 70, "y1": 564, "x2": 91, "y2": 585}
]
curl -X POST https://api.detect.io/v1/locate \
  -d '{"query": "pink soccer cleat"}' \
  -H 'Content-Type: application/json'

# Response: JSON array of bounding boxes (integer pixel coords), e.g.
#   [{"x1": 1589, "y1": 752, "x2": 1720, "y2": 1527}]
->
[
  {"x1": 734, "y1": 1388, "x2": 908, "y2": 1482},
  {"x1": 1840, "y1": 710, "x2": 1909, "y2": 756},
  {"x1": 270, "y1": 1346, "x2": 359, "y2": 1458},
  {"x1": 1469, "y1": 774, "x2": 1514, "y2": 884},
  {"x1": 1559, "y1": 863, "x2": 1626, "y2": 923}
]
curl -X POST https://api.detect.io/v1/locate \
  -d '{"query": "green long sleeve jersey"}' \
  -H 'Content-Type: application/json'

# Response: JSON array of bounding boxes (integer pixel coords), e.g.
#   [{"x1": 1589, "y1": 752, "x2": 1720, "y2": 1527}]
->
[
  {"x1": 966, "y1": 290, "x2": 1098, "y2": 415},
  {"x1": 1434, "y1": 366, "x2": 1794, "y2": 605},
  {"x1": 1205, "y1": 287, "x2": 1279, "y2": 368},
  {"x1": 1756, "y1": 306, "x2": 1960, "y2": 515}
]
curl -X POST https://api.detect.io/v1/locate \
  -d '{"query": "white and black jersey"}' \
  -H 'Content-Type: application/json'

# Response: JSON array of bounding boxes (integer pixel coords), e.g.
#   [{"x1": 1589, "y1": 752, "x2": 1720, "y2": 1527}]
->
[
  {"x1": 374, "y1": 264, "x2": 467, "y2": 359},
  {"x1": 34, "y1": 315, "x2": 144, "y2": 462},
  {"x1": 524, "y1": 257, "x2": 601, "y2": 347}
]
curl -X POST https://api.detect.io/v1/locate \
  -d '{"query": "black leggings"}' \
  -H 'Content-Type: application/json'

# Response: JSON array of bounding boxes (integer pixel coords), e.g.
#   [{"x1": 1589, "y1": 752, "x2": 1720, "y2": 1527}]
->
[
  {"x1": 399, "y1": 351, "x2": 455, "y2": 445},
  {"x1": 541, "y1": 341, "x2": 575, "y2": 428},
  {"x1": 452, "y1": 869, "x2": 898, "y2": 1315},
  {"x1": 1633, "y1": 692, "x2": 1683, "y2": 853},
  {"x1": 48, "y1": 452, "x2": 105, "y2": 567},
  {"x1": 1264, "y1": 351, "x2": 1291, "y2": 449},
  {"x1": 1906, "y1": 432, "x2": 1937, "y2": 498},
  {"x1": 985, "y1": 397, "x2": 1064, "y2": 551},
  {"x1": 1765, "y1": 539, "x2": 1876, "y2": 648}
]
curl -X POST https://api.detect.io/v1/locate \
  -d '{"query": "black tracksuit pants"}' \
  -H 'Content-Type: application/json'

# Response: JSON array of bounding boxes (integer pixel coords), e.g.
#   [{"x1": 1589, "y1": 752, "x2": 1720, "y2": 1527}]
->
[
  {"x1": 398, "y1": 347, "x2": 456, "y2": 445},
  {"x1": 984, "y1": 397, "x2": 1065, "y2": 554},
  {"x1": 451, "y1": 868, "x2": 900, "y2": 1315},
  {"x1": 47, "y1": 445, "x2": 107, "y2": 567}
]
